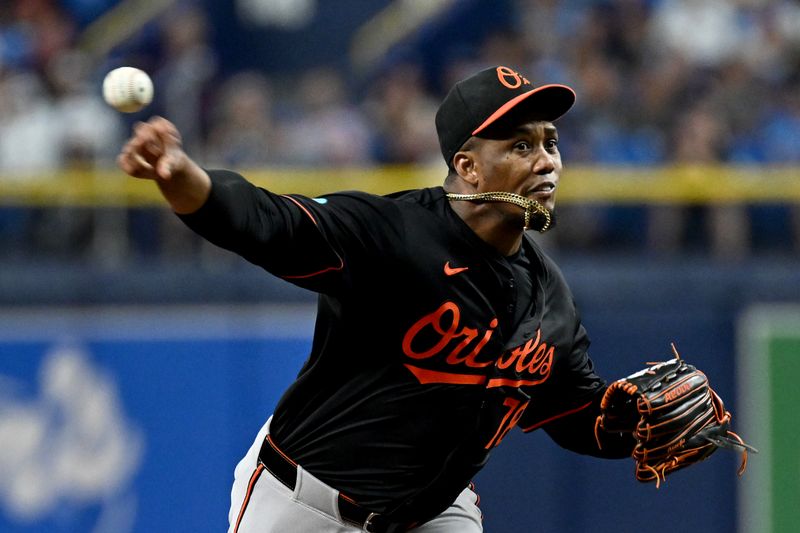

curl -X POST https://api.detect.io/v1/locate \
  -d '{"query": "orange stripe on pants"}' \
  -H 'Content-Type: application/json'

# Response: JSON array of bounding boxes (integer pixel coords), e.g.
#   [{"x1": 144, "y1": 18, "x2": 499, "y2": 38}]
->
[{"x1": 233, "y1": 463, "x2": 265, "y2": 533}]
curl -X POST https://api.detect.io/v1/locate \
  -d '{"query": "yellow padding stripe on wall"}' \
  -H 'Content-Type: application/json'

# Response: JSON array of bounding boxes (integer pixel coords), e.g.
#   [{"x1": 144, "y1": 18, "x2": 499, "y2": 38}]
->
[{"x1": 0, "y1": 165, "x2": 797, "y2": 207}]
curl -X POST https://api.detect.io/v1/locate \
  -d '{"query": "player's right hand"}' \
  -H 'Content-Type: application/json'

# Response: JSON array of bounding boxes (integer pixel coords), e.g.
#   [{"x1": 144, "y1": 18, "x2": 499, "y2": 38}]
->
[{"x1": 117, "y1": 116, "x2": 187, "y2": 182}]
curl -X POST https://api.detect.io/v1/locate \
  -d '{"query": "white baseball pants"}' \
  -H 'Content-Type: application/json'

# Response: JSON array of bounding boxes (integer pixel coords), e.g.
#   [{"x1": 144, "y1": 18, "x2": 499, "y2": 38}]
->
[{"x1": 228, "y1": 417, "x2": 483, "y2": 533}]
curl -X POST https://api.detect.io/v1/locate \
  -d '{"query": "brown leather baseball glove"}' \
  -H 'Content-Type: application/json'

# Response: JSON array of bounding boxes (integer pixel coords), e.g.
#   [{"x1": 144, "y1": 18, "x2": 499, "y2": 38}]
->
[{"x1": 595, "y1": 345, "x2": 757, "y2": 487}]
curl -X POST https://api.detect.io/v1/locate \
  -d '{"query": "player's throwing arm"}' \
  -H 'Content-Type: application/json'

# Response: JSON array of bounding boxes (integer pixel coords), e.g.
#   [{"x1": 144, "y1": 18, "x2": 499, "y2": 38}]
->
[{"x1": 117, "y1": 116, "x2": 211, "y2": 214}]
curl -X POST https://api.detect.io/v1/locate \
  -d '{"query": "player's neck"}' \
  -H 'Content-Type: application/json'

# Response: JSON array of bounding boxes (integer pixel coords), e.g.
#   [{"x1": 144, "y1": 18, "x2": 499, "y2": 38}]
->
[
  {"x1": 450, "y1": 201, "x2": 524, "y2": 256},
  {"x1": 483, "y1": 227, "x2": 524, "y2": 257}
]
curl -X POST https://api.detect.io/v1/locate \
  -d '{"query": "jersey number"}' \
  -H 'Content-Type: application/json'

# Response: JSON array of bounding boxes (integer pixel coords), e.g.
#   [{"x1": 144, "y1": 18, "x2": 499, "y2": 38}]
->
[{"x1": 485, "y1": 397, "x2": 528, "y2": 449}]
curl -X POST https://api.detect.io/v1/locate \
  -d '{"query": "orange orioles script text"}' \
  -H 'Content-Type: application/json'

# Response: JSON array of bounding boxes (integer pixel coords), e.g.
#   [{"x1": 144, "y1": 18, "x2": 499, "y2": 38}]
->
[{"x1": 401, "y1": 301, "x2": 554, "y2": 388}]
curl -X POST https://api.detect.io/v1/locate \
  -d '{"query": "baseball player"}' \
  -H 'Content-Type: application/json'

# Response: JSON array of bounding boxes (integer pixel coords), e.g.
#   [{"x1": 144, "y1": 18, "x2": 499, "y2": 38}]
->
[{"x1": 117, "y1": 66, "x2": 640, "y2": 532}]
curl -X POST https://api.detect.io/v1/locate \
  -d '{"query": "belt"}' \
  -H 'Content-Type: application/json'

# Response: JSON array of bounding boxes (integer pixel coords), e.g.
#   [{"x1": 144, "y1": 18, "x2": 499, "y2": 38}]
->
[{"x1": 258, "y1": 435, "x2": 406, "y2": 533}]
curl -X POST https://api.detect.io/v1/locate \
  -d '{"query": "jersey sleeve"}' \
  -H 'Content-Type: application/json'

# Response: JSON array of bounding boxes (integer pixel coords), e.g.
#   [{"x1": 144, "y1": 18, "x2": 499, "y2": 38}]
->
[
  {"x1": 517, "y1": 319, "x2": 603, "y2": 432},
  {"x1": 177, "y1": 169, "x2": 399, "y2": 294},
  {"x1": 518, "y1": 317, "x2": 634, "y2": 458},
  {"x1": 516, "y1": 258, "x2": 635, "y2": 458}
]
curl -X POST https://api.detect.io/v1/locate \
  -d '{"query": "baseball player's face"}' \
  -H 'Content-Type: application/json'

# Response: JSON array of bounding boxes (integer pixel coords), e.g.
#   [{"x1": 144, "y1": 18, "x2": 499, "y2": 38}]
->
[{"x1": 470, "y1": 120, "x2": 562, "y2": 213}]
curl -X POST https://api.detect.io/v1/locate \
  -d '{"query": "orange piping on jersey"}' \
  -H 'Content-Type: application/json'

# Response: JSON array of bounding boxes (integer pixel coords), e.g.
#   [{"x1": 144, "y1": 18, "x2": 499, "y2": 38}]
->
[
  {"x1": 266, "y1": 435, "x2": 298, "y2": 466},
  {"x1": 281, "y1": 194, "x2": 319, "y2": 225},
  {"x1": 281, "y1": 263, "x2": 344, "y2": 279},
  {"x1": 403, "y1": 364, "x2": 488, "y2": 385},
  {"x1": 519, "y1": 400, "x2": 594, "y2": 432},
  {"x1": 338, "y1": 492, "x2": 358, "y2": 505},
  {"x1": 486, "y1": 377, "x2": 547, "y2": 388},
  {"x1": 278, "y1": 194, "x2": 345, "y2": 279},
  {"x1": 233, "y1": 463, "x2": 265, "y2": 533}
]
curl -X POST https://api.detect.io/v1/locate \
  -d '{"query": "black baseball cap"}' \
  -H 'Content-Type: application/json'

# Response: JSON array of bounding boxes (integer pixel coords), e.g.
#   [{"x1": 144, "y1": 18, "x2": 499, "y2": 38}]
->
[{"x1": 435, "y1": 65, "x2": 576, "y2": 167}]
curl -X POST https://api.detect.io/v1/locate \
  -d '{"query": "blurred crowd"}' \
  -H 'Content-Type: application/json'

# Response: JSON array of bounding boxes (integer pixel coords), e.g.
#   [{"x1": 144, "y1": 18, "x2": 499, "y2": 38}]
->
[{"x1": 1, "y1": 0, "x2": 799, "y2": 265}]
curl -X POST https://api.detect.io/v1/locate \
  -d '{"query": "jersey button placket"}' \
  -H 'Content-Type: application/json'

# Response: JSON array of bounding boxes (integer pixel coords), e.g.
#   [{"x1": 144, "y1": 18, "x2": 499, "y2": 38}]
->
[{"x1": 506, "y1": 277, "x2": 516, "y2": 315}]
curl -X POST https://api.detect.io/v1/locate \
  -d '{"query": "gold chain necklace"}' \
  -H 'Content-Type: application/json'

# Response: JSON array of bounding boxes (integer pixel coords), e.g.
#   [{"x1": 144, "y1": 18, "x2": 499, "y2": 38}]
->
[{"x1": 445, "y1": 191, "x2": 552, "y2": 232}]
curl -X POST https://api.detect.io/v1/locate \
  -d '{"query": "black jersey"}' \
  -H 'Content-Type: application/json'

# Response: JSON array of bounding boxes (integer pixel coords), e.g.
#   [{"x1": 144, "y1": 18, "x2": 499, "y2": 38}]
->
[{"x1": 180, "y1": 170, "x2": 622, "y2": 522}]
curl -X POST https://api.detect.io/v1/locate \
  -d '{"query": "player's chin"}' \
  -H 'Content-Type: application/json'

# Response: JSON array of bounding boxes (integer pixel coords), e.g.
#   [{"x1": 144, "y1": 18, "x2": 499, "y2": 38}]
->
[
  {"x1": 529, "y1": 191, "x2": 556, "y2": 211},
  {"x1": 538, "y1": 196, "x2": 556, "y2": 213}
]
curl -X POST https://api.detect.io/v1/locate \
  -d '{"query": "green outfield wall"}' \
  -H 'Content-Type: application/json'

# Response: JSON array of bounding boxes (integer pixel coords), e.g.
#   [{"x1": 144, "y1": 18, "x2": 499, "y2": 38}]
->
[{"x1": 738, "y1": 306, "x2": 800, "y2": 533}]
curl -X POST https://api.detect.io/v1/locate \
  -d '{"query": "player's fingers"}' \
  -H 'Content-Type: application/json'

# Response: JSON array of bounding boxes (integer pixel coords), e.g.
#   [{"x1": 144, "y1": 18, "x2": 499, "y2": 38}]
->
[
  {"x1": 155, "y1": 143, "x2": 193, "y2": 180},
  {"x1": 117, "y1": 141, "x2": 158, "y2": 180},
  {"x1": 149, "y1": 116, "x2": 182, "y2": 145},
  {"x1": 155, "y1": 152, "x2": 175, "y2": 180},
  {"x1": 119, "y1": 117, "x2": 185, "y2": 180},
  {"x1": 149, "y1": 117, "x2": 186, "y2": 180},
  {"x1": 117, "y1": 150, "x2": 154, "y2": 180},
  {"x1": 131, "y1": 121, "x2": 165, "y2": 164}
]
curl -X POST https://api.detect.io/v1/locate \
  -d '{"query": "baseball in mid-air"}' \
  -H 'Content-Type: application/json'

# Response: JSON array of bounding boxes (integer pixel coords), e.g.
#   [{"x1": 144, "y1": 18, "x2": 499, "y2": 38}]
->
[{"x1": 102, "y1": 67, "x2": 153, "y2": 113}]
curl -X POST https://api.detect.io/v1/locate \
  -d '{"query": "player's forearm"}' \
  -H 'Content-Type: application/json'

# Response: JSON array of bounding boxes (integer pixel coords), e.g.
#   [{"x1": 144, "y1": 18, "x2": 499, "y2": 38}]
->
[
  {"x1": 177, "y1": 169, "x2": 287, "y2": 260},
  {"x1": 543, "y1": 391, "x2": 636, "y2": 458},
  {"x1": 155, "y1": 157, "x2": 212, "y2": 214}
]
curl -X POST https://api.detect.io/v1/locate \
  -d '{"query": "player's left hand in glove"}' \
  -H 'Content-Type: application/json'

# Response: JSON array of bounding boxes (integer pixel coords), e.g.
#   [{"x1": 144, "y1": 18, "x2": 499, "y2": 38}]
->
[{"x1": 594, "y1": 344, "x2": 757, "y2": 487}]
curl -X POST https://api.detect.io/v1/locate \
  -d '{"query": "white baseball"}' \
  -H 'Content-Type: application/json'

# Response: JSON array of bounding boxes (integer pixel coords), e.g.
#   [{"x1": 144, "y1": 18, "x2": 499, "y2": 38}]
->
[{"x1": 102, "y1": 67, "x2": 154, "y2": 113}]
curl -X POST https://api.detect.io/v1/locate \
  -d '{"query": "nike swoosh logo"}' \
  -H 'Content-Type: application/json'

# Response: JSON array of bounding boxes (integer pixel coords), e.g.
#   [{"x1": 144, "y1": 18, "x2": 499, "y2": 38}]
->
[{"x1": 444, "y1": 262, "x2": 469, "y2": 276}]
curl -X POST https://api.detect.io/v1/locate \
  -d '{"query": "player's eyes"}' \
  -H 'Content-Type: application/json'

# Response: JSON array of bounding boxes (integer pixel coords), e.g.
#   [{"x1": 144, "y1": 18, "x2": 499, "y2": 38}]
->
[
  {"x1": 514, "y1": 141, "x2": 531, "y2": 151},
  {"x1": 545, "y1": 139, "x2": 559, "y2": 152}
]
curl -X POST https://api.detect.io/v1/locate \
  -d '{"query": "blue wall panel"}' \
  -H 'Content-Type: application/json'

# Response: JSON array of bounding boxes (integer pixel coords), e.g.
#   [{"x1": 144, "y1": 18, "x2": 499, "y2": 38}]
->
[
  {"x1": 0, "y1": 308, "x2": 313, "y2": 533},
  {"x1": 0, "y1": 262, "x2": 784, "y2": 533}
]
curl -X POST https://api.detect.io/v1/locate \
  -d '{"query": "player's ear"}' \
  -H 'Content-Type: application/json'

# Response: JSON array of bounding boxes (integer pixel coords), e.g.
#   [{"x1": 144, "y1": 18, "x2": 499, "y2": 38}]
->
[{"x1": 452, "y1": 149, "x2": 479, "y2": 186}]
